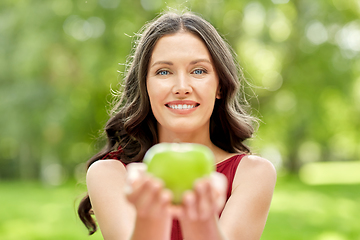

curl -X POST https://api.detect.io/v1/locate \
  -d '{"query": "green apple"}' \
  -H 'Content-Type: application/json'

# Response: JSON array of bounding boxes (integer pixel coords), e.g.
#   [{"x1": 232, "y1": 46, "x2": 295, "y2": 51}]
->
[{"x1": 143, "y1": 143, "x2": 215, "y2": 204}]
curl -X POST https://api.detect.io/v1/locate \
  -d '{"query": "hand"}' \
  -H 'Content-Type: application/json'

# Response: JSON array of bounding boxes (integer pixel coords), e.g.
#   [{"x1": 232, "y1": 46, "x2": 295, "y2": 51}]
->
[
  {"x1": 176, "y1": 172, "x2": 228, "y2": 222},
  {"x1": 125, "y1": 163, "x2": 174, "y2": 220}
]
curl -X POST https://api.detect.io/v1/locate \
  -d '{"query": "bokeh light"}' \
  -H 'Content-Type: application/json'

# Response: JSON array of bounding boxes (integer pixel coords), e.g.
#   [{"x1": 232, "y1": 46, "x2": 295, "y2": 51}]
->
[
  {"x1": 274, "y1": 90, "x2": 297, "y2": 112},
  {"x1": 299, "y1": 161, "x2": 360, "y2": 185},
  {"x1": 260, "y1": 145, "x2": 283, "y2": 170},
  {"x1": 41, "y1": 162, "x2": 67, "y2": 186},
  {"x1": 297, "y1": 141, "x2": 322, "y2": 164},
  {"x1": 306, "y1": 21, "x2": 328, "y2": 45},
  {"x1": 242, "y1": 2, "x2": 266, "y2": 36},
  {"x1": 335, "y1": 20, "x2": 360, "y2": 56},
  {"x1": 63, "y1": 15, "x2": 106, "y2": 41},
  {"x1": 262, "y1": 70, "x2": 283, "y2": 91}
]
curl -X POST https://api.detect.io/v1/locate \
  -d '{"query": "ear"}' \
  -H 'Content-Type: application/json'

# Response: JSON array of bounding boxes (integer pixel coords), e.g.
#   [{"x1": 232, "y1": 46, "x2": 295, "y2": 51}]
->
[{"x1": 216, "y1": 87, "x2": 221, "y2": 99}]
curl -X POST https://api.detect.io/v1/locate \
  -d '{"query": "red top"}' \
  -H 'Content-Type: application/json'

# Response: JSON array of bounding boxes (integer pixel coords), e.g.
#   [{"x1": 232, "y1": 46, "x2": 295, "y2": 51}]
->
[{"x1": 102, "y1": 148, "x2": 245, "y2": 240}]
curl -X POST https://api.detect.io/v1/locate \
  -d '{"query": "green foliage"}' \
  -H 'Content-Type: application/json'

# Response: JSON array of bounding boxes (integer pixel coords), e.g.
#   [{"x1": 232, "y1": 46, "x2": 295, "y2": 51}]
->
[{"x1": 1, "y1": 0, "x2": 360, "y2": 180}]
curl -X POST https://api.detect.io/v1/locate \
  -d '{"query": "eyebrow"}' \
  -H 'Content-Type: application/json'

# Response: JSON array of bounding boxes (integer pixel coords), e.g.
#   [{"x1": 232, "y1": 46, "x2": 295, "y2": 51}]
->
[
  {"x1": 150, "y1": 61, "x2": 173, "y2": 68},
  {"x1": 190, "y1": 59, "x2": 212, "y2": 65},
  {"x1": 150, "y1": 58, "x2": 212, "y2": 68}
]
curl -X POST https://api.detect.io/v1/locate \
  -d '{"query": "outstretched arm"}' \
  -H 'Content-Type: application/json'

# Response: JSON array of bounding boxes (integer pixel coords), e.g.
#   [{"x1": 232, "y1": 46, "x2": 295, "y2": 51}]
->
[
  {"x1": 86, "y1": 160, "x2": 173, "y2": 240},
  {"x1": 220, "y1": 155, "x2": 276, "y2": 240},
  {"x1": 177, "y1": 155, "x2": 277, "y2": 240}
]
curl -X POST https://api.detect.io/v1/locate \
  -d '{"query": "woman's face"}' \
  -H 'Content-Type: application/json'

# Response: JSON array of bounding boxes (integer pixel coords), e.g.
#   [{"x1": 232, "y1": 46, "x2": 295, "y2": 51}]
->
[{"x1": 146, "y1": 31, "x2": 220, "y2": 141}]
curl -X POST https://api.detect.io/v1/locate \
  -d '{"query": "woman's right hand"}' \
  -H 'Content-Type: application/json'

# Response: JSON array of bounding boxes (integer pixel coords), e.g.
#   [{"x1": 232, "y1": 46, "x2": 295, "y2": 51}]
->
[
  {"x1": 125, "y1": 163, "x2": 175, "y2": 240},
  {"x1": 125, "y1": 163, "x2": 174, "y2": 220}
]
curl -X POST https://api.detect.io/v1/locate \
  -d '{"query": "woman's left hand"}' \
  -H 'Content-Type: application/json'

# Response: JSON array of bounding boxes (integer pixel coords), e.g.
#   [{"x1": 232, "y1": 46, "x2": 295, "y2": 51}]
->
[
  {"x1": 176, "y1": 172, "x2": 228, "y2": 221},
  {"x1": 172, "y1": 172, "x2": 228, "y2": 240}
]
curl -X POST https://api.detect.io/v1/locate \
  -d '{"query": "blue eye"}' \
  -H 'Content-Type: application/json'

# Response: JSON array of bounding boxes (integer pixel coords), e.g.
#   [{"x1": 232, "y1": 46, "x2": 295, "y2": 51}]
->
[
  {"x1": 157, "y1": 70, "x2": 170, "y2": 75},
  {"x1": 193, "y1": 69, "x2": 206, "y2": 74}
]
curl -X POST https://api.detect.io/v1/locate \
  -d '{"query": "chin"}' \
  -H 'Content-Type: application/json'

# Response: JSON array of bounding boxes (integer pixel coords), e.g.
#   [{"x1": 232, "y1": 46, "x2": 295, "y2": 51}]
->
[{"x1": 165, "y1": 124, "x2": 207, "y2": 136}]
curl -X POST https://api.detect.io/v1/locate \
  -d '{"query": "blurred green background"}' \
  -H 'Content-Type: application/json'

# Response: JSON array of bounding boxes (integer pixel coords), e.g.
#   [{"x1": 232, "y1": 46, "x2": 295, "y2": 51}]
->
[{"x1": 1, "y1": 0, "x2": 360, "y2": 239}]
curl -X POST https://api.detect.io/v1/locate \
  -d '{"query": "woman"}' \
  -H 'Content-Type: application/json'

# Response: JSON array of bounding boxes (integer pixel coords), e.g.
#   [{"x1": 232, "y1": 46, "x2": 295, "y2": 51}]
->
[{"x1": 78, "y1": 11, "x2": 276, "y2": 240}]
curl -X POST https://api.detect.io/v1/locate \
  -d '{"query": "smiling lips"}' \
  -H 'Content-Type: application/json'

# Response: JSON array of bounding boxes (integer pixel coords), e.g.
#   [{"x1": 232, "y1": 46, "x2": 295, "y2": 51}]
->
[{"x1": 165, "y1": 100, "x2": 199, "y2": 113}]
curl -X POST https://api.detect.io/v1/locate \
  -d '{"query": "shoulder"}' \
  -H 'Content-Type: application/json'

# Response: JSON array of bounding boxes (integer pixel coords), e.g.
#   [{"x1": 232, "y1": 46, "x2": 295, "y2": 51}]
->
[
  {"x1": 234, "y1": 155, "x2": 277, "y2": 189},
  {"x1": 240, "y1": 155, "x2": 276, "y2": 175},
  {"x1": 88, "y1": 159, "x2": 126, "y2": 175},
  {"x1": 87, "y1": 159, "x2": 127, "y2": 186}
]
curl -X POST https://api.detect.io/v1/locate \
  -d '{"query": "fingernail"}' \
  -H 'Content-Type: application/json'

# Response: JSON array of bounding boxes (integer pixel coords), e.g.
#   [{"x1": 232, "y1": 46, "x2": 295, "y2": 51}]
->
[{"x1": 124, "y1": 184, "x2": 132, "y2": 195}]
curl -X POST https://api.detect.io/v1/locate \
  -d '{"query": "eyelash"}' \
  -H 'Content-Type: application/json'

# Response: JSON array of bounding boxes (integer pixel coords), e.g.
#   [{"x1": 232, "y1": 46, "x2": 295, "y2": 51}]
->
[
  {"x1": 192, "y1": 68, "x2": 207, "y2": 75},
  {"x1": 156, "y1": 70, "x2": 170, "y2": 76},
  {"x1": 155, "y1": 68, "x2": 208, "y2": 76}
]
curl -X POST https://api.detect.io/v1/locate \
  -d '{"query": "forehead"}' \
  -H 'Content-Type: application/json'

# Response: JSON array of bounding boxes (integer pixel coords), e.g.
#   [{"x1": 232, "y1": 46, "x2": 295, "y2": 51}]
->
[{"x1": 150, "y1": 32, "x2": 212, "y2": 62}]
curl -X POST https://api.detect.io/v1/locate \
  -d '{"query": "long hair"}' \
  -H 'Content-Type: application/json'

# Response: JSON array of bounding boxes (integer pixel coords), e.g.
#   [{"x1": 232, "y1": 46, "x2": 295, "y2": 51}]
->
[{"x1": 78, "y1": 10, "x2": 257, "y2": 235}]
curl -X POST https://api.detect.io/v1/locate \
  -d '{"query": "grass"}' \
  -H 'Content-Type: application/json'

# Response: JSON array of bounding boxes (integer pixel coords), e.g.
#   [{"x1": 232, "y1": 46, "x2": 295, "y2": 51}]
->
[
  {"x1": 261, "y1": 174, "x2": 360, "y2": 240},
  {"x1": 1, "y1": 175, "x2": 360, "y2": 240},
  {"x1": 0, "y1": 180, "x2": 103, "y2": 240}
]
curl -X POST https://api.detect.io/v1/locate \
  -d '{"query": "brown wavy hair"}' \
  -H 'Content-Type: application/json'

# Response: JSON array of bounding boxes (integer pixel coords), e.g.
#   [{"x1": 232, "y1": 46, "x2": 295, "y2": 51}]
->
[{"x1": 78, "y1": 10, "x2": 257, "y2": 235}]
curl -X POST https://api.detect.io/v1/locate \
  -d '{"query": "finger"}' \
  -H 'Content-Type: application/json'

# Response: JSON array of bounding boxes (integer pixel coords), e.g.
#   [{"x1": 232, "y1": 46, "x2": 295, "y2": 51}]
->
[
  {"x1": 126, "y1": 163, "x2": 147, "y2": 183},
  {"x1": 135, "y1": 177, "x2": 164, "y2": 217},
  {"x1": 154, "y1": 188, "x2": 173, "y2": 216},
  {"x1": 124, "y1": 163, "x2": 148, "y2": 198},
  {"x1": 182, "y1": 191, "x2": 197, "y2": 221},
  {"x1": 207, "y1": 179, "x2": 218, "y2": 212},
  {"x1": 210, "y1": 172, "x2": 228, "y2": 212},
  {"x1": 160, "y1": 189, "x2": 173, "y2": 206},
  {"x1": 125, "y1": 174, "x2": 150, "y2": 204},
  {"x1": 210, "y1": 172, "x2": 228, "y2": 194},
  {"x1": 145, "y1": 179, "x2": 172, "y2": 218},
  {"x1": 194, "y1": 179, "x2": 212, "y2": 221}
]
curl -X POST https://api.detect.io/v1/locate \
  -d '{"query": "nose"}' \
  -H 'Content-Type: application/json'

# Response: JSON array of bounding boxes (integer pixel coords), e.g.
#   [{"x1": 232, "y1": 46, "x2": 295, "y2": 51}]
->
[{"x1": 173, "y1": 72, "x2": 192, "y2": 97}]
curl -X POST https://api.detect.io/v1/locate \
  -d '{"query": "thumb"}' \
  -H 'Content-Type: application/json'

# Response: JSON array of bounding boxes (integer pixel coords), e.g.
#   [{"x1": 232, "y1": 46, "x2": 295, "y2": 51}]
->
[
  {"x1": 210, "y1": 172, "x2": 228, "y2": 211},
  {"x1": 210, "y1": 172, "x2": 228, "y2": 194},
  {"x1": 124, "y1": 163, "x2": 147, "y2": 194},
  {"x1": 126, "y1": 162, "x2": 147, "y2": 182}
]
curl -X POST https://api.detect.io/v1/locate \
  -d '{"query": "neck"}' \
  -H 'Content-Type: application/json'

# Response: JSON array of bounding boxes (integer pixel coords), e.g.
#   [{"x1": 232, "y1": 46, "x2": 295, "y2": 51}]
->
[
  {"x1": 157, "y1": 127, "x2": 231, "y2": 163},
  {"x1": 158, "y1": 129, "x2": 213, "y2": 148}
]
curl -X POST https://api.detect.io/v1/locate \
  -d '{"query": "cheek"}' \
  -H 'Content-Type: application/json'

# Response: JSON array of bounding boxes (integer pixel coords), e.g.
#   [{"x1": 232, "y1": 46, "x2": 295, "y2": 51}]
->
[
  {"x1": 146, "y1": 80, "x2": 157, "y2": 100},
  {"x1": 147, "y1": 80, "x2": 165, "y2": 113},
  {"x1": 147, "y1": 79, "x2": 169, "y2": 99},
  {"x1": 201, "y1": 81, "x2": 219, "y2": 99}
]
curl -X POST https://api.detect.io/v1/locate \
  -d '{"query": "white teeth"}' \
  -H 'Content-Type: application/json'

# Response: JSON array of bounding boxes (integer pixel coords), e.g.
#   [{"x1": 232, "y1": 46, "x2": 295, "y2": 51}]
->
[{"x1": 169, "y1": 104, "x2": 195, "y2": 109}]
